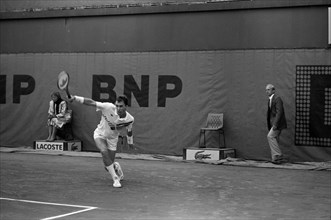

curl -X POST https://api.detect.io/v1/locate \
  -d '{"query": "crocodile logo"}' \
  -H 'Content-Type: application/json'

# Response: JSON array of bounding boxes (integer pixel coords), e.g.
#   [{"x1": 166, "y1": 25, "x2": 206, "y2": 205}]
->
[
  {"x1": 195, "y1": 150, "x2": 211, "y2": 160},
  {"x1": 59, "y1": 77, "x2": 68, "y2": 88},
  {"x1": 58, "y1": 72, "x2": 69, "y2": 89},
  {"x1": 70, "y1": 143, "x2": 78, "y2": 151}
]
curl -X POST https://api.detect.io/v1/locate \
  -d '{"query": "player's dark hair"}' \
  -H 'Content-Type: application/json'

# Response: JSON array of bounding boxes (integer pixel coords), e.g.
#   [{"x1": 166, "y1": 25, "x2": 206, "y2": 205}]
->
[{"x1": 117, "y1": 95, "x2": 129, "y2": 106}]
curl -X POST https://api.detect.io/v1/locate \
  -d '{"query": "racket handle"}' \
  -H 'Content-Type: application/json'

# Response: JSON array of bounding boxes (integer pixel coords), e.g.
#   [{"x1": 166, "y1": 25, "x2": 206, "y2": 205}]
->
[{"x1": 66, "y1": 89, "x2": 71, "y2": 98}]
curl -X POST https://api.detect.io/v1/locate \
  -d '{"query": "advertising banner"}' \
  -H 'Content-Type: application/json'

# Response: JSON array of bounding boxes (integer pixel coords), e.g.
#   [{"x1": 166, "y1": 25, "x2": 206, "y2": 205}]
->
[{"x1": 1, "y1": 50, "x2": 330, "y2": 161}]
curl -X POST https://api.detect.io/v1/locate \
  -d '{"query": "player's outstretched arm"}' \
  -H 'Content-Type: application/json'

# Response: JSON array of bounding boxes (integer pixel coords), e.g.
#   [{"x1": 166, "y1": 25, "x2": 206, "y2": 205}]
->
[
  {"x1": 115, "y1": 121, "x2": 133, "y2": 129},
  {"x1": 70, "y1": 95, "x2": 97, "y2": 107}
]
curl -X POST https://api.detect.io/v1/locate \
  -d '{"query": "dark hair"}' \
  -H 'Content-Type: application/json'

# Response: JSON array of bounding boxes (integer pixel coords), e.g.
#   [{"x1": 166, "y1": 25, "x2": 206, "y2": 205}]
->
[
  {"x1": 51, "y1": 92, "x2": 63, "y2": 114},
  {"x1": 117, "y1": 95, "x2": 129, "y2": 106},
  {"x1": 51, "y1": 91, "x2": 61, "y2": 99}
]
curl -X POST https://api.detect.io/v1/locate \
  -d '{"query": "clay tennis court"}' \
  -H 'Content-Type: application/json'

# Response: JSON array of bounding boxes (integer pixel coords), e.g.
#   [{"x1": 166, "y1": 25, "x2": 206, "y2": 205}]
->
[{"x1": 1, "y1": 149, "x2": 330, "y2": 220}]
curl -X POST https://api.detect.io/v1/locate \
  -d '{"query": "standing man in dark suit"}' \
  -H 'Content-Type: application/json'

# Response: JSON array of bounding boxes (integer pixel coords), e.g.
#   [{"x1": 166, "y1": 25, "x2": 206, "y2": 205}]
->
[{"x1": 266, "y1": 84, "x2": 287, "y2": 164}]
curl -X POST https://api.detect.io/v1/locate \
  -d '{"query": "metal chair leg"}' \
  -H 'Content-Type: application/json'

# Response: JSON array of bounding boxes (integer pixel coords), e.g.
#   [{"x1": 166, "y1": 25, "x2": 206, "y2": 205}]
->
[
  {"x1": 199, "y1": 130, "x2": 206, "y2": 148},
  {"x1": 219, "y1": 131, "x2": 221, "y2": 148},
  {"x1": 223, "y1": 131, "x2": 226, "y2": 148},
  {"x1": 199, "y1": 130, "x2": 205, "y2": 148}
]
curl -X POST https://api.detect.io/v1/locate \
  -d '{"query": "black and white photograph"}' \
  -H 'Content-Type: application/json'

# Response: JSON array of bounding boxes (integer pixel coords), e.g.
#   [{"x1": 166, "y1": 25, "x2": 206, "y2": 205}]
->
[{"x1": 1, "y1": 0, "x2": 330, "y2": 219}]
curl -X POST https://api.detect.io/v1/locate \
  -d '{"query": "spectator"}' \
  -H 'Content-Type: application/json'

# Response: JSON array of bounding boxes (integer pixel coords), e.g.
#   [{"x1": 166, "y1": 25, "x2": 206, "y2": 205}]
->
[{"x1": 46, "y1": 92, "x2": 71, "y2": 141}]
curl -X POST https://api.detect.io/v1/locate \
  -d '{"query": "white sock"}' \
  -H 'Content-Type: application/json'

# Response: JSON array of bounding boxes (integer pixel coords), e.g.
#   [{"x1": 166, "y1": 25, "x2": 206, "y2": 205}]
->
[{"x1": 106, "y1": 164, "x2": 119, "y2": 181}]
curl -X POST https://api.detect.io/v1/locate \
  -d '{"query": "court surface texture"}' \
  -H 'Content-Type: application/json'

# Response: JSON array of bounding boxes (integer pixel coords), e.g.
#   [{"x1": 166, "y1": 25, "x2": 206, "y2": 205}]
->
[{"x1": 1, "y1": 150, "x2": 330, "y2": 220}]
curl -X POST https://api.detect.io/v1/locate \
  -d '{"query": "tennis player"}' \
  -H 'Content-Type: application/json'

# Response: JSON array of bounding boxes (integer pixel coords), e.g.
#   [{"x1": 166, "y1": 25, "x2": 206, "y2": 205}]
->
[{"x1": 69, "y1": 94, "x2": 134, "y2": 188}]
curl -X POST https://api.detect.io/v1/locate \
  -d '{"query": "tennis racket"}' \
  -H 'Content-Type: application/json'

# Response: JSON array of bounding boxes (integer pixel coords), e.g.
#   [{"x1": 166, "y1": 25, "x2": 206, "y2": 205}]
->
[{"x1": 57, "y1": 71, "x2": 71, "y2": 98}]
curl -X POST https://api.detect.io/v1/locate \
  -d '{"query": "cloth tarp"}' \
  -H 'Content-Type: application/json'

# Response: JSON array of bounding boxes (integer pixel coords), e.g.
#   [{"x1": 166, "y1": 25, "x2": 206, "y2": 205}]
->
[{"x1": 0, "y1": 49, "x2": 330, "y2": 161}]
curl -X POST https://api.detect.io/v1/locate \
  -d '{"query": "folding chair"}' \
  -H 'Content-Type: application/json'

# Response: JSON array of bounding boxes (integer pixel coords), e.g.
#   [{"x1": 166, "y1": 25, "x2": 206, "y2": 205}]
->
[{"x1": 199, "y1": 113, "x2": 225, "y2": 148}]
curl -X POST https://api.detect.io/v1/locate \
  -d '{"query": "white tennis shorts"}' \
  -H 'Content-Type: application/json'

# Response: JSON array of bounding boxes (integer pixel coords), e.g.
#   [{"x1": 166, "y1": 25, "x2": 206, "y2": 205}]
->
[{"x1": 93, "y1": 133, "x2": 118, "y2": 151}]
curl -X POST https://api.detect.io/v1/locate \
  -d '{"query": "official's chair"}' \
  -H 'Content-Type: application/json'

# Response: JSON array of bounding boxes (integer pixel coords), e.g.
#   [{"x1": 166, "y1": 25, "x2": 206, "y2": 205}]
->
[{"x1": 199, "y1": 113, "x2": 225, "y2": 148}]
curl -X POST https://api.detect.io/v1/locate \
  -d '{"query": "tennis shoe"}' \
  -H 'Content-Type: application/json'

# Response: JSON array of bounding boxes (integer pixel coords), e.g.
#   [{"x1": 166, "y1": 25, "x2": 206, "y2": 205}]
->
[
  {"x1": 113, "y1": 178, "x2": 122, "y2": 188},
  {"x1": 114, "y1": 162, "x2": 124, "y2": 180}
]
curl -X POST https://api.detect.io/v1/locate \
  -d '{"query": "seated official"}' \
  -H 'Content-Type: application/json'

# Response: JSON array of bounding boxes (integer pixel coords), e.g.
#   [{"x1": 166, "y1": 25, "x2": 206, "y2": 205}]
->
[{"x1": 45, "y1": 92, "x2": 71, "y2": 141}]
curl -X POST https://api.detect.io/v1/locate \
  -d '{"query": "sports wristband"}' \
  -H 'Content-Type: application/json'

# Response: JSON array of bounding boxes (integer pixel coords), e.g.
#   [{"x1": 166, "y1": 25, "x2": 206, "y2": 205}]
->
[
  {"x1": 127, "y1": 135, "x2": 133, "y2": 145},
  {"x1": 74, "y1": 95, "x2": 84, "y2": 104}
]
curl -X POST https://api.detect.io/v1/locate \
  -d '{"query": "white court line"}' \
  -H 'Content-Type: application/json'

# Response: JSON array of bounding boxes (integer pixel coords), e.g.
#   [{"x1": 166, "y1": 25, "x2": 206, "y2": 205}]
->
[{"x1": 0, "y1": 197, "x2": 98, "y2": 220}]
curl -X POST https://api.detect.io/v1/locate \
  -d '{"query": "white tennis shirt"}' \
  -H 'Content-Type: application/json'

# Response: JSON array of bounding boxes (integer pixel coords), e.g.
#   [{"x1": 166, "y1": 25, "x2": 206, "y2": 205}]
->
[{"x1": 94, "y1": 102, "x2": 134, "y2": 140}]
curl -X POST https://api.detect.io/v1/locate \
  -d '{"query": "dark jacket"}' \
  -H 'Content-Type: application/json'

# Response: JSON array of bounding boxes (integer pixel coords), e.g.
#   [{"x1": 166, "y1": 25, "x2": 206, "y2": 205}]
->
[{"x1": 267, "y1": 94, "x2": 287, "y2": 130}]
